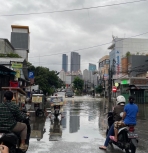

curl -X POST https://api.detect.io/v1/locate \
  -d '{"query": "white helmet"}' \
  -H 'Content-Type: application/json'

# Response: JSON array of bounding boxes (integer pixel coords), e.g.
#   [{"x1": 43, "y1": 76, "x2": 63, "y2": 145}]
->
[{"x1": 116, "y1": 95, "x2": 126, "y2": 105}]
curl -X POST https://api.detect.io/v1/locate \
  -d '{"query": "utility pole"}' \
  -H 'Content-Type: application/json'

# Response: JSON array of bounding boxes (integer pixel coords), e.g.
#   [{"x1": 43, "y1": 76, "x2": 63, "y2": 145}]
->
[
  {"x1": 108, "y1": 59, "x2": 116, "y2": 111},
  {"x1": 108, "y1": 62, "x2": 112, "y2": 111}
]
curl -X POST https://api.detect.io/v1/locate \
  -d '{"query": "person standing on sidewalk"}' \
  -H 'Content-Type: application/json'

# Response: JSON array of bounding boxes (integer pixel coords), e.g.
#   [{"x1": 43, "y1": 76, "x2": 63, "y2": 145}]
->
[
  {"x1": 110, "y1": 95, "x2": 138, "y2": 142},
  {"x1": 99, "y1": 95, "x2": 126, "y2": 150}
]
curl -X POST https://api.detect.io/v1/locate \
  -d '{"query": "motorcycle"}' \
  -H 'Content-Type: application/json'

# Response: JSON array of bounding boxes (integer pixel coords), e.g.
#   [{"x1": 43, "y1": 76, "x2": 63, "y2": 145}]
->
[
  {"x1": 0, "y1": 105, "x2": 31, "y2": 153},
  {"x1": 50, "y1": 96, "x2": 64, "y2": 118},
  {"x1": 106, "y1": 112, "x2": 138, "y2": 153}
]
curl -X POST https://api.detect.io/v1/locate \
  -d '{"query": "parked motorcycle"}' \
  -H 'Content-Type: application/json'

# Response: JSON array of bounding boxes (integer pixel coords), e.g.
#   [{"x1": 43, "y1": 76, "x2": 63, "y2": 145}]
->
[{"x1": 107, "y1": 112, "x2": 138, "y2": 153}]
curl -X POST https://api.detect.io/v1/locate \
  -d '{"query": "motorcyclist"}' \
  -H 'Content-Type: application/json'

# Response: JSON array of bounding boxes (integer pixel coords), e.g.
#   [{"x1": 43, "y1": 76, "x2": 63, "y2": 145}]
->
[
  {"x1": 99, "y1": 95, "x2": 126, "y2": 150},
  {"x1": 110, "y1": 95, "x2": 138, "y2": 142},
  {"x1": 0, "y1": 145, "x2": 9, "y2": 153},
  {"x1": 0, "y1": 91, "x2": 28, "y2": 151}
]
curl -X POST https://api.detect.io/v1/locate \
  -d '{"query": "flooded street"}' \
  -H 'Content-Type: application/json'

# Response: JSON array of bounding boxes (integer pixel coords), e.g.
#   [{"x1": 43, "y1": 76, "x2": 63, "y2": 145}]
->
[{"x1": 27, "y1": 95, "x2": 148, "y2": 153}]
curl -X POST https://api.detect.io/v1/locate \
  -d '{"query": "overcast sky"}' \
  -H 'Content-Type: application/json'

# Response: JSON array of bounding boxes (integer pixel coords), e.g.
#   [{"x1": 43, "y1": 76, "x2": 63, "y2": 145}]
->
[{"x1": 0, "y1": 0, "x2": 148, "y2": 72}]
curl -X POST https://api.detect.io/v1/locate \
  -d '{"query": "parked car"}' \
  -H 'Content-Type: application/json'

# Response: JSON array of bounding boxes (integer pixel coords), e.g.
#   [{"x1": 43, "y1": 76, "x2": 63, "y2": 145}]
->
[{"x1": 65, "y1": 90, "x2": 74, "y2": 97}]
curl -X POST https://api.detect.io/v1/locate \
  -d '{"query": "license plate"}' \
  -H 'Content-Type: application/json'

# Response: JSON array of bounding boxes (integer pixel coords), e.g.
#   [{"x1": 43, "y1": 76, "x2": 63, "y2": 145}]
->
[{"x1": 128, "y1": 133, "x2": 138, "y2": 138}]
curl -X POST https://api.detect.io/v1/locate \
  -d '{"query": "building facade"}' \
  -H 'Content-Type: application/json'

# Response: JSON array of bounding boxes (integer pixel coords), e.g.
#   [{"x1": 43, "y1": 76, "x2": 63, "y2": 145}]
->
[
  {"x1": 11, "y1": 25, "x2": 30, "y2": 61},
  {"x1": 88, "y1": 63, "x2": 96, "y2": 71},
  {"x1": 119, "y1": 54, "x2": 148, "y2": 78},
  {"x1": 62, "y1": 54, "x2": 68, "y2": 72},
  {"x1": 108, "y1": 37, "x2": 148, "y2": 78},
  {"x1": 70, "y1": 52, "x2": 80, "y2": 72},
  {"x1": 98, "y1": 55, "x2": 109, "y2": 78},
  {"x1": 98, "y1": 55, "x2": 110, "y2": 95},
  {"x1": 0, "y1": 39, "x2": 14, "y2": 54},
  {"x1": 59, "y1": 70, "x2": 66, "y2": 83}
]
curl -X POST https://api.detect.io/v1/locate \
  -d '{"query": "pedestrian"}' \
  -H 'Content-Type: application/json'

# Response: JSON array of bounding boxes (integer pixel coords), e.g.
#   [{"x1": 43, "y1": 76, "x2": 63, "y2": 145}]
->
[
  {"x1": 110, "y1": 95, "x2": 138, "y2": 142},
  {"x1": 99, "y1": 95, "x2": 126, "y2": 150},
  {"x1": 0, "y1": 91, "x2": 29, "y2": 151}
]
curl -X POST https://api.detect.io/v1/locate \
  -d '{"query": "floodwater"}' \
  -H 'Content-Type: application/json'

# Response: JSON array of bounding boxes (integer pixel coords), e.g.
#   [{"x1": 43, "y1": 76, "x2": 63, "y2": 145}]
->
[{"x1": 27, "y1": 95, "x2": 148, "y2": 153}]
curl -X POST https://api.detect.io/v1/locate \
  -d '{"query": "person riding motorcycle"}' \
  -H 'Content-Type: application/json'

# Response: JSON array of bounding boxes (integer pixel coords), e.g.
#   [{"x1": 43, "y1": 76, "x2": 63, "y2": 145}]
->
[
  {"x1": 110, "y1": 95, "x2": 138, "y2": 142},
  {"x1": 0, "y1": 91, "x2": 28, "y2": 151},
  {"x1": 0, "y1": 145, "x2": 9, "y2": 153},
  {"x1": 99, "y1": 95, "x2": 126, "y2": 150}
]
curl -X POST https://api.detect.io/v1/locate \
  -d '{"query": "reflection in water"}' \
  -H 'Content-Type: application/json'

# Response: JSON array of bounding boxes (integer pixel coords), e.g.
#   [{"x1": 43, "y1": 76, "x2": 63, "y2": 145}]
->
[
  {"x1": 30, "y1": 117, "x2": 46, "y2": 141},
  {"x1": 49, "y1": 117, "x2": 62, "y2": 141},
  {"x1": 61, "y1": 111, "x2": 67, "y2": 128},
  {"x1": 69, "y1": 102, "x2": 80, "y2": 133},
  {"x1": 69, "y1": 112, "x2": 80, "y2": 133},
  {"x1": 88, "y1": 102, "x2": 97, "y2": 121},
  {"x1": 99, "y1": 99, "x2": 108, "y2": 131},
  {"x1": 137, "y1": 104, "x2": 148, "y2": 119}
]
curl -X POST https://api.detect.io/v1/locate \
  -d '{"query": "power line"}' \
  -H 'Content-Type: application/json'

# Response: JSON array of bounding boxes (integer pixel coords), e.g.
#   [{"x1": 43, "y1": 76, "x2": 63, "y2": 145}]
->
[
  {"x1": 0, "y1": 0, "x2": 147, "y2": 17},
  {"x1": 29, "y1": 31, "x2": 148, "y2": 59}
]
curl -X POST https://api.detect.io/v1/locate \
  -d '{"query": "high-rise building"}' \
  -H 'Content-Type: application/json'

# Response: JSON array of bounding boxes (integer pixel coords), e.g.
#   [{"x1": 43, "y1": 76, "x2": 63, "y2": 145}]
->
[
  {"x1": 11, "y1": 25, "x2": 30, "y2": 61},
  {"x1": 70, "y1": 52, "x2": 80, "y2": 72},
  {"x1": 88, "y1": 63, "x2": 96, "y2": 71},
  {"x1": 62, "y1": 54, "x2": 68, "y2": 72}
]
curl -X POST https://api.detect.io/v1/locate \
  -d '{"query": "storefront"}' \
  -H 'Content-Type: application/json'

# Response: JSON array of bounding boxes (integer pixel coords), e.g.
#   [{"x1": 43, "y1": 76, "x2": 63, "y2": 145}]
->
[
  {"x1": 118, "y1": 77, "x2": 148, "y2": 104},
  {"x1": 116, "y1": 77, "x2": 148, "y2": 119},
  {"x1": 0, "y1": 65, "x2": 16, "y2": 101}
]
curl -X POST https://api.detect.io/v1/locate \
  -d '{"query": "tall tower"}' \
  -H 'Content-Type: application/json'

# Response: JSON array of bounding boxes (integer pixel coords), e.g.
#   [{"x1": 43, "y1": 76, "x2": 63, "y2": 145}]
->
[
  {"x1": 62, "y1": 54, "x2": 68, "y2": 72},
  {"x1": 11, "y1": 25, "x2": 30, "y2": 61},
  {"x1": 88, "y1": 63, "x2": 96, "y2": 71},
  {"x1": 70, "y1": 52, "x2": 80, "y2": 72}
]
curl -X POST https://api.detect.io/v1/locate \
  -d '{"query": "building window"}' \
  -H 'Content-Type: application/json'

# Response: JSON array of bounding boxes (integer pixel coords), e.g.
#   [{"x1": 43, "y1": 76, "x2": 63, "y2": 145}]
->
[{"x1": 105, "y1": 59, "x2": 109, "y2": 64}]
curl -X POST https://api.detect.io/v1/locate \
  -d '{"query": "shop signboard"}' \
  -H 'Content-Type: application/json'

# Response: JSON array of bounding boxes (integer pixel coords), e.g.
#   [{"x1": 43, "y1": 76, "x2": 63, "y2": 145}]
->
[
  {"x1": 130, "y1": 78, "x2": 148, "y2": 85},
  {"x1": 12, "y1": 63, "x2": 22, "y2": 69}
]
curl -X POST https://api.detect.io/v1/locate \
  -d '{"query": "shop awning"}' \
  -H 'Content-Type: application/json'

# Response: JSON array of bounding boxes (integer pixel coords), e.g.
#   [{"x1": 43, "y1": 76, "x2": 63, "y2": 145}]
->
[{"x1": 0, "y1": 65, "x2": 16, "y2": 75}]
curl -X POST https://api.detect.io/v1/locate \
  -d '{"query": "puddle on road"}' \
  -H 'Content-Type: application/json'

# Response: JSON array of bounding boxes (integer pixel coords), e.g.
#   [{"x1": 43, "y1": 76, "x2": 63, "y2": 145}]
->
[
  {"x1": 50, "y1": 100, "x2": 103, "y2": 142},
  {"x1": 29, "y1": 100, "x2": 106, "y2": 143}
]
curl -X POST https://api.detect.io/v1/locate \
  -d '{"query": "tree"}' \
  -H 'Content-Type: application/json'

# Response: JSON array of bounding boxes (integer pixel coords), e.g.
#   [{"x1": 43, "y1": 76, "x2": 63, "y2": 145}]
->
[
  {"x1": 73, "y1": 77, "x2": 84, "y2": 95},
  {"x1": 95, "y1": 85, "x2": 104, "y2": 94},
  {"x1": 126, "y1": 51, "x2": 131, "y2": 57},
  {"x1": 27, "y1": 64, "x2": 62, "y2": 95}
]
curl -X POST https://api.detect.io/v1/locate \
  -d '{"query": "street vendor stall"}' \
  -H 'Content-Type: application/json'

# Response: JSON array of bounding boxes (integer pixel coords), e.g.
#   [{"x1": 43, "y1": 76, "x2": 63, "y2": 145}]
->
[
  {"x1": 31, "y1": 94, "x2": 46, "y2": 117},
  {"x1": 1, "y1": 87, "x2": 26, "y2": 109},
  {"x1": 50, "y1": 96, "x2": 64, "y2": 118}
]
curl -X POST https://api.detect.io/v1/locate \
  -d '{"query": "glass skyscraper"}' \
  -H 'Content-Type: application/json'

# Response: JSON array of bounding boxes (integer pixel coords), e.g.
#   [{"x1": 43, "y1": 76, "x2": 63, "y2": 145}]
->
[
  {"x1": 62, "y1": 54, "x2": 68, "y2": 72},
  {"x1": 70, "y1": 52, "x2": 80, "y2": 72},
  {"x1": 88, "y1": 63, "x2": 96, "y2": 71}
]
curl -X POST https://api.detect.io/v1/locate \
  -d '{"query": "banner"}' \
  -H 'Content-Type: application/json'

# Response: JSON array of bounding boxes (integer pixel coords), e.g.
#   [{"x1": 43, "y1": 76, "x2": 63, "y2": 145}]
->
[
  {"x1": 14, "y1": 69, "x2": 20, "y2": 78},
  {"x1": 12, "y1": 63, "x2": 22, "y2": 69}
]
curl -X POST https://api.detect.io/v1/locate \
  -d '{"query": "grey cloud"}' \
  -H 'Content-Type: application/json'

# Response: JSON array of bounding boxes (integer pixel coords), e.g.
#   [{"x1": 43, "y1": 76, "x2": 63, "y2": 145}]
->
[{"x1": 0, "y1": 0, "x2": 148, "y2": 72}]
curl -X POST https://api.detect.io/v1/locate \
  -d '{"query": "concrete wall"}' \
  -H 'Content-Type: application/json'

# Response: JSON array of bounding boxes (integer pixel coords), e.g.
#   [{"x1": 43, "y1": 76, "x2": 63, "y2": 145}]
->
[
  {"x1": 0, "y1": 39, "x2": 14, "y2": 54},
  {"x1": 14, "y1": 49, "x2": 28, "y2": 61},
  {"x1": 128, "y1": 55, "x2": 148, "y2": 77}
]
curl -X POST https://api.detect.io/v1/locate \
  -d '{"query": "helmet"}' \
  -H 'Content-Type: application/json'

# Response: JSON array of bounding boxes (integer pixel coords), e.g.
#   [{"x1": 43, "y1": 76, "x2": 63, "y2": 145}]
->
[{"x1": 116, "y1": 95, "x2": 126, "y2": 105}]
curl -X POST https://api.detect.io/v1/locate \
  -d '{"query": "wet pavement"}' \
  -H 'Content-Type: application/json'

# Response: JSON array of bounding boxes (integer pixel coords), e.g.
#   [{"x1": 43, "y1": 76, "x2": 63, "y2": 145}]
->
[{"x1": 27, "y1": 95, "x2": 148, "y2": 153}]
